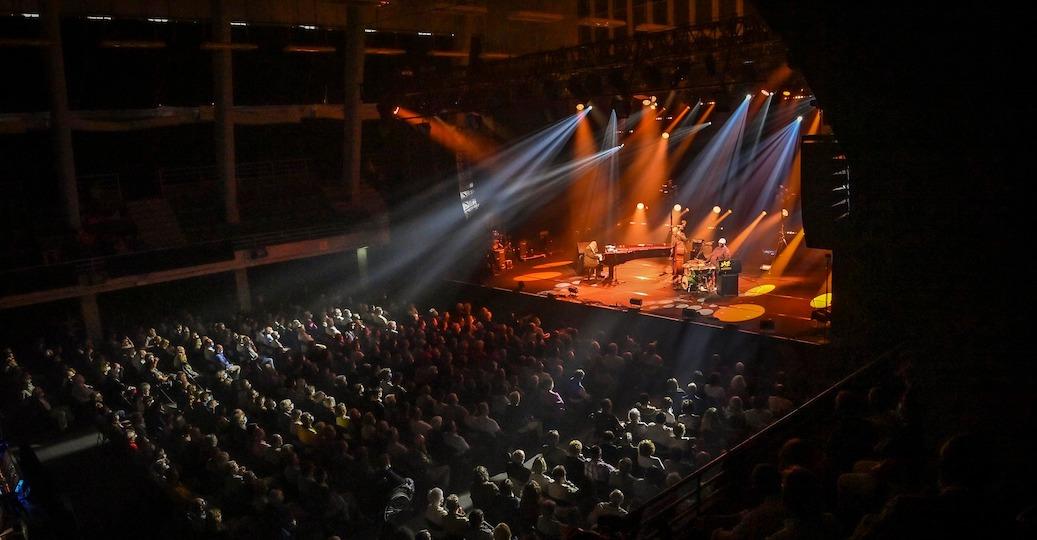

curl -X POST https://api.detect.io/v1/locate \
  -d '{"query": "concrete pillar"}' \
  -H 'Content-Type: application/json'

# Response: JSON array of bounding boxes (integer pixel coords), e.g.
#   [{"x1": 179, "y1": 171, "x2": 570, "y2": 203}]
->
[
  {"x1": 234, "y1": 269, "x2": 252, "y2": 313},
  {"x1": 456, "y1": 14, "x2": 475, "y2": 66},
  {"x1": 80, "y1": 293, "x2": 102, "y2": 341},
  {"x1": 212, "y1": 0, "x2": 239, "y2": 224},
  {"x1": 43, "y1": 0, "x2": 80, "y2": 232},
  {"x1": 356, "y1": 246, "x2": 369, "y2": 288},
  {"x1": 233, "y1": 250, "x2": 251, "y2": 312},
  {"x1": 343, "y1": 3, "x2": 366, "y2": 200}
]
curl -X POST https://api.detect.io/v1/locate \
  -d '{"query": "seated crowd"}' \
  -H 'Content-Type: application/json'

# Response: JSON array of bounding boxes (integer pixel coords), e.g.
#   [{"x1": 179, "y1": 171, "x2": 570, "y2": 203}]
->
[
  {"x1": 699, "y1": 354, "x2": 1000, "y2": 540},
  {"x1": 2, "y1": 297, "x2": 800, "y2": 539}
]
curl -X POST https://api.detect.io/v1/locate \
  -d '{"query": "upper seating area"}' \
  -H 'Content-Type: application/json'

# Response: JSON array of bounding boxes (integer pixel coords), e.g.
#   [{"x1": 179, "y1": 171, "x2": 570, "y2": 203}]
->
[{"x1": 0, "y1": 158, "x2": 384, "y2": 298}]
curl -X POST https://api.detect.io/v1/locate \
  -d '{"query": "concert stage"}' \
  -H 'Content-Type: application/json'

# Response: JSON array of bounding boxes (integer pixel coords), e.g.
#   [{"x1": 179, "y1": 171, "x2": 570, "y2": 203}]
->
[{"x1": 482, "y1": 254, "x2": 829, "y2": 344}]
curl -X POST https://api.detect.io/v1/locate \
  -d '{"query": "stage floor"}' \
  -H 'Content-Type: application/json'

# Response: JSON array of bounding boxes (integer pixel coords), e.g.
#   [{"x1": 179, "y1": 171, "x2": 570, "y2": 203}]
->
[{"x1": 482, "y1": 255, "x2": 830, "y2": 344}]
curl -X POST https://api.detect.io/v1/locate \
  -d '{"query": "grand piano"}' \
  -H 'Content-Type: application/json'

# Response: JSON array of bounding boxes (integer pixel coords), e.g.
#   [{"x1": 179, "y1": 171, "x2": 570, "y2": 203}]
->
[{"x1": 600, "y1": 243, "x2": 671, "y2": 283}]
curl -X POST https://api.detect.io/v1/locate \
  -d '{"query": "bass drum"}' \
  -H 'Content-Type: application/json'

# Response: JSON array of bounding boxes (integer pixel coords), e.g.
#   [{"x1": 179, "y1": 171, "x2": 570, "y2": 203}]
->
[{"x1": 682, "y1": 266, "x2": 699, "y2": 292}]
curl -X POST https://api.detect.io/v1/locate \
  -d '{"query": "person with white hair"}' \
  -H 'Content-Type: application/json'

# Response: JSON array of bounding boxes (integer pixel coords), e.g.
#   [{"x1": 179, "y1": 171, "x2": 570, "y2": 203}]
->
[
  {"x1": 425, "y1": 487, "x2": 448, "y2": 527},
  {"x1": 708, "y1": 237, "x2": 732, "y2": 265},
  {"x1": 583, "y1": 240, "x2": 603, "y2": 279},
  {"x1": 589, "y1": 489, "x2": 629, "y2": 526}
]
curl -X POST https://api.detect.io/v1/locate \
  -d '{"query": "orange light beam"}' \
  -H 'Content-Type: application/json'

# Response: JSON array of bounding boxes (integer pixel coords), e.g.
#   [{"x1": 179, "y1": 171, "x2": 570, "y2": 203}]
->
[
  {"x1": 690, "y1": 209, "x2": 732, "y2": 241},
  {"x1": 729, "y1": 212, "x2": 769, "y2": 254},
  {"x1": 807, "y1": 108, "x2": 822, "y2": 135},
  {"x1": 395, "y1": 107, "x2": 498, "y2": 160},
  {"x1": 669, "y1": 102, "x2": 716, "y2": 167},
  {"x1": 570, "y1": 112, "x2": 600, "y2": 240},
  {"x1": 664, "y1": 105, "x2": 692, "y2": 133},
  {"x1": 763, "y1": 64, "x2": 794, "y2": 93},
  {"x1": 770, "y1": 229, "x2": 805, "y2": 277}
]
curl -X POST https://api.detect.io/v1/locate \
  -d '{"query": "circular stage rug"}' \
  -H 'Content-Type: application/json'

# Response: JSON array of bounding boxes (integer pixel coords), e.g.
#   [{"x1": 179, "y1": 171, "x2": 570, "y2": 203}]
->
[
  {"x1": 554, "y1": 282, "x2": 572, "y2": 288},
  {"x1": 533, "y1": 261, "x2": 573, "y2": 269},
  {"x1": 697, "y1": 308, "x2": 714, "y2": 316},
  {"x1": 513, "y1": 271, "x2": 562, "y2": 282},
  {"x1": 744, "y1": 284, "x2": 776, "y2": 297},
  {"x1": 662, "y1": 304, "x2": 676, "y2": 309},
  {"x1": 714, "y1": 304, "x2": 766, "y2": 323},
  {"x1": 810, "y1": 293, "x2": 833, "y2": 308},
  {"x1": 676, "y1": 304, "x2": 689, "y2": 309},
  {"x1": 689, "y1": 305, "x2": 702, "y2": 310}
]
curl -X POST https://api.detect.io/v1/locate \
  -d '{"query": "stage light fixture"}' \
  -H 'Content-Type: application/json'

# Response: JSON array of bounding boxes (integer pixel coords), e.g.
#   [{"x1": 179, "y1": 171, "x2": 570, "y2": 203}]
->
[
  {"x1": 636, "y1": 202, "x2": 645, "y2": 210},
  {"x1": 673, "y1": 204, "x2": 682, "y2": 212},
  {"x1": 781, "y1": 208, "x2": 789, "y2": 217},
  {"x1": 761, "y1": 90, "x2": 770, "y2": 96},
  {"x1": 712, "y1": 206, "x2": 722, "y2": 214},
  {"x1": 797, "y1": 115, "x2": 803, "y2": 121},
  {"x1": 782, "y1": 90, "x2": 791, "y2": 96},
  {"x1": 661, "y1": 132, "x2": 670, "y2": 139},
  {"x1": 746, "y1": 94, "x2": 752, "y2": 99},
  {"x1": 576, "y1": 103, "x2": 585, "y2": 111},
  {"x1": 629, "y1": 298, "x2": 643, "y2": 306},
  {"x1": 682, "y1": 307, "x2": 696, "y2": 320},
  {"x1": 651, "y1": 104, "x2": 657, "y2": 110},
  {"x1": 392, "y1": 106, "x2": 400, "y2": 115},
  {"x1": 762, "y1": 210, "x2": 768, "y2": 216},
  {"x1": 568, "y1": 286, "x2": 578, "y2": 295},
  {"x1": 587, "y1": 105, "x2": 593, "y2": 111},
  {"x1": 643, "y1": 99, "x2": 651, "y2": 106}
]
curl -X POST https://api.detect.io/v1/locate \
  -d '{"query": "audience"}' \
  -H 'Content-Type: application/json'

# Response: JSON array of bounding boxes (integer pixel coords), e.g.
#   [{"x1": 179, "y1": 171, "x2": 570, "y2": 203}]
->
[{"x1": 1, "y1": 294, "x2": 804, "y2": 539}]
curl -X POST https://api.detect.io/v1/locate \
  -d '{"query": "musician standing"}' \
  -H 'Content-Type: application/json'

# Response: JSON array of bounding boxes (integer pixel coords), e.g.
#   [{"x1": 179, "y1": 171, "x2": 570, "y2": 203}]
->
[{"x1": 671, "y1": 222, "x2": 688, "y2": 279}]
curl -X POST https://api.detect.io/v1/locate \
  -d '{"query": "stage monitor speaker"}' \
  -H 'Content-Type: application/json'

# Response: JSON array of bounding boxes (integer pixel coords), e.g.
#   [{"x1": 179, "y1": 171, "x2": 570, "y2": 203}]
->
[
  {"x1": 800, "y1": 134, "x2": 850, "y2": 250},
  {"x1": 718, "y1": 273, "x2": 739, "y2": 296}
]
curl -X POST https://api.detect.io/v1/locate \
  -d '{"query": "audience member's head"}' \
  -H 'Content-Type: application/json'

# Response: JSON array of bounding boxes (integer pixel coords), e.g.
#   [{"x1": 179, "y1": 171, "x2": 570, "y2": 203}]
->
[
  {"x1": 751, "y1": 463, "x2": 782, "y2": 498},
  {"x1": 782, "y1": 466, "x2": 822, "y2": 519}
]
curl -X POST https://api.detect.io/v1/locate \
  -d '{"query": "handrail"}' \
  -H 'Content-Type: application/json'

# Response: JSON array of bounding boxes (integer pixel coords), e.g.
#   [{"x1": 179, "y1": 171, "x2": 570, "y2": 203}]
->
[{"x1": 627, "y1": 347, "x2": 900, "y2": 538}]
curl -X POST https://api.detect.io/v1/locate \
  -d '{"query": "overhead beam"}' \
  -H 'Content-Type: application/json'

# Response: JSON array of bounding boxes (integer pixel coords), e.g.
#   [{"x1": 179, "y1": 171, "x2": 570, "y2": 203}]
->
[{"x1": 0, "y1": 103, "x2": 382, "y2": 134}]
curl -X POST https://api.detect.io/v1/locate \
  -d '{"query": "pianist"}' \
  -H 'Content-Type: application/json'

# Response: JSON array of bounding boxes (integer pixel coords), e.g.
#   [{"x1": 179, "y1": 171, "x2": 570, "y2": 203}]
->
[{"x1": 583, "y1": 241, "x2": 604, "y2": 279}]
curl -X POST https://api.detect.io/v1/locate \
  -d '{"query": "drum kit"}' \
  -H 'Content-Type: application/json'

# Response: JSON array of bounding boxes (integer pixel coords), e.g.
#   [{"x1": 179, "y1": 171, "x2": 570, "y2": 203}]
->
[
  {"x1": 675, "y1": 238, "x2": 717, "y2": 293},
  {"x1": 679, "y1": 260, "x2": 717, "y2": 293}
]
